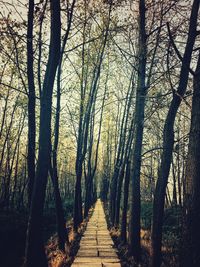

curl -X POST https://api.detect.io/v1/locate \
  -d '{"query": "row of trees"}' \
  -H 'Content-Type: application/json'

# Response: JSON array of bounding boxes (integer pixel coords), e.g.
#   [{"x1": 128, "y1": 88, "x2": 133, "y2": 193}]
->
[{"x1": 0, "y1": 0, "x2": 200, "y2": 266}]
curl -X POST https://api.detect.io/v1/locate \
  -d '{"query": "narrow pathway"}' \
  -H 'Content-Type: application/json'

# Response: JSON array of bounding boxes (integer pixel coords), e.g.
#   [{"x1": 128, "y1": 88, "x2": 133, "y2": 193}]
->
[{"x1": 71, "y1": 199, "x2": 121, "y2": 267}]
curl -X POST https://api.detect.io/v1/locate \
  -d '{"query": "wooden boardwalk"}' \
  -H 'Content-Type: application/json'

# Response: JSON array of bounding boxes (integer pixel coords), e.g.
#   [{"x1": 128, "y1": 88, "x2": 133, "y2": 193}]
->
[{"x1": 71, "y1": 199, "x2": 121, "y2": 267}]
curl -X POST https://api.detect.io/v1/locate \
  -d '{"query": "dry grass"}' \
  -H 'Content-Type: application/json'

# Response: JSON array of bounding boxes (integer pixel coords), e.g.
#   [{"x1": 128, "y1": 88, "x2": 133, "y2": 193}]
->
[
  {"x1": 108, "y1": 226, "x2": 178, "y2": 266},
  {"x1": 46, "y1": 207, "x2": 94, "y2": 267},
  {"x1": 48, "y1": 249, "x2": 67, "y2": 267}
]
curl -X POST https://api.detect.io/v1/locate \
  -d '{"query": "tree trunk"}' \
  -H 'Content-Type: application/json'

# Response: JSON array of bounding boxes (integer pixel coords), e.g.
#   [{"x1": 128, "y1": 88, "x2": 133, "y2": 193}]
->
[
  {"x1": 114, "y1": 164, "x2": 125, "y2": 227},
  {"x1": 50, "y1": 162, "x2": 68, "y2": 251},
  {"x1": 120, "y1": 160, "x2": 130, "y2": 243},
  {"x1": 74, "y1": 166, "x2": 83, "y2": 231},
  {"x1": 27, "y1": 0, "x2": 36, "y2": 208},
  {"x1": 25, "y1": 0, "x2": 61, "y2": 265},
  {"x1": 172, "y1": 157, "x2": 177, "y2": 205},
  {"x1": 182, "y1": 52, "x2": 200, "y2": 267},
  {"x1": 129, "y1": 0, "x2": 147, "y2": 262},
  {"x1": 110, "y1": 76, "x2": 133, "y2": 226},
  {"x1": 114, "y1": 75, "x2": 135, "y2": 228},
  {"x1": 50, "y1": 0, "x2": 75, "y2": 250}
]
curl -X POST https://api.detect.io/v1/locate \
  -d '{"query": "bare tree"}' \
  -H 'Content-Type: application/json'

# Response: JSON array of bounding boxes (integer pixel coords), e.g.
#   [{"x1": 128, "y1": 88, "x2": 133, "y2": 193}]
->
[
  {"x1": 50, "y1": 0, "x2": 76, "y2": 251},
  {"x1": 129, "y1": 0, "x2": 147, "y2": 262},
  {"x1": 25, "y1": 0, "x2": 61, "y2": 265}
]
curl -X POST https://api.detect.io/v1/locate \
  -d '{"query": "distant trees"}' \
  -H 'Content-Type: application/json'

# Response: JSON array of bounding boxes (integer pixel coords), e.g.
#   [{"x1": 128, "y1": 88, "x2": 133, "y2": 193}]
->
[
  {"x1": 0, "y1": 16, "x2": 28, "y2": 210},
  {"x1": 109, "y1": 72, "x2": 135, "y2": 227},
  {"x1": 73, "y1": 0, "x2": 112, "y2": 230}
]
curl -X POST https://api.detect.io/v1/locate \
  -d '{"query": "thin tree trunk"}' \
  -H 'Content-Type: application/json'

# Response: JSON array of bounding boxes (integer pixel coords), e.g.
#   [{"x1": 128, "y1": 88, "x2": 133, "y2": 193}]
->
[
  {"x1": 50, "y1": 0, "x2": 76, "y2": 250},
  {"x1": 3, "y1": 112, "x2": 25, "y2": 209},
  {"x1": 172, "y1": 156, "x2": 177, "y2": 205},
  {"x1": 0, "y1": 96, "x2": 18, "y2": 176},
  {"x1": 84, "y1": 74, "x2": 107, "y2": 218},
  {"x1": 120, "y1": 160, "x2": 130, "y2": 243},
  {"x1": 110, "y1": 75, "x2": 133, "y2": 226},
  {"x1": 11, "y1": 140, "x2": 20, "y2": 209},
  {"x1": 27, "y1": 0, "x2": 36, "y2": 208},
  {"x1": 129, "y1": 0, "x2": 147, "y2": 262},
  {"x1": 114, "y1": 76, "x2": 135, "y2": 227},
  {"x1": 0, "y1": 89, "x2": 10, "y2": 140}
]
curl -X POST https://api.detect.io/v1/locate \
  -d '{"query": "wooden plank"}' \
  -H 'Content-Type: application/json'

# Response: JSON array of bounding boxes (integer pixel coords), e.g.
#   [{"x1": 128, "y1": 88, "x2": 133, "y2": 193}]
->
[{"x1": 71, "y1": 200, "x2": 121, "y2": 267}]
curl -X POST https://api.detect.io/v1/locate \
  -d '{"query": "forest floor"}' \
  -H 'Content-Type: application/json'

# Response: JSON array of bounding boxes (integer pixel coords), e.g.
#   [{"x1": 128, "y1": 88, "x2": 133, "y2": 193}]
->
[
  {"x1": 0, "y1": 202, "x2": 179, "y2": 267},
  {"x1": 0, "y1": 209, "x2": 28, "y2": 267},
  {"x1": 103, "y1": 203, "x2": 180, "y2": 267},
  {"x1": 0, "y1": 208, "x2": 58, "y2": 267}
]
